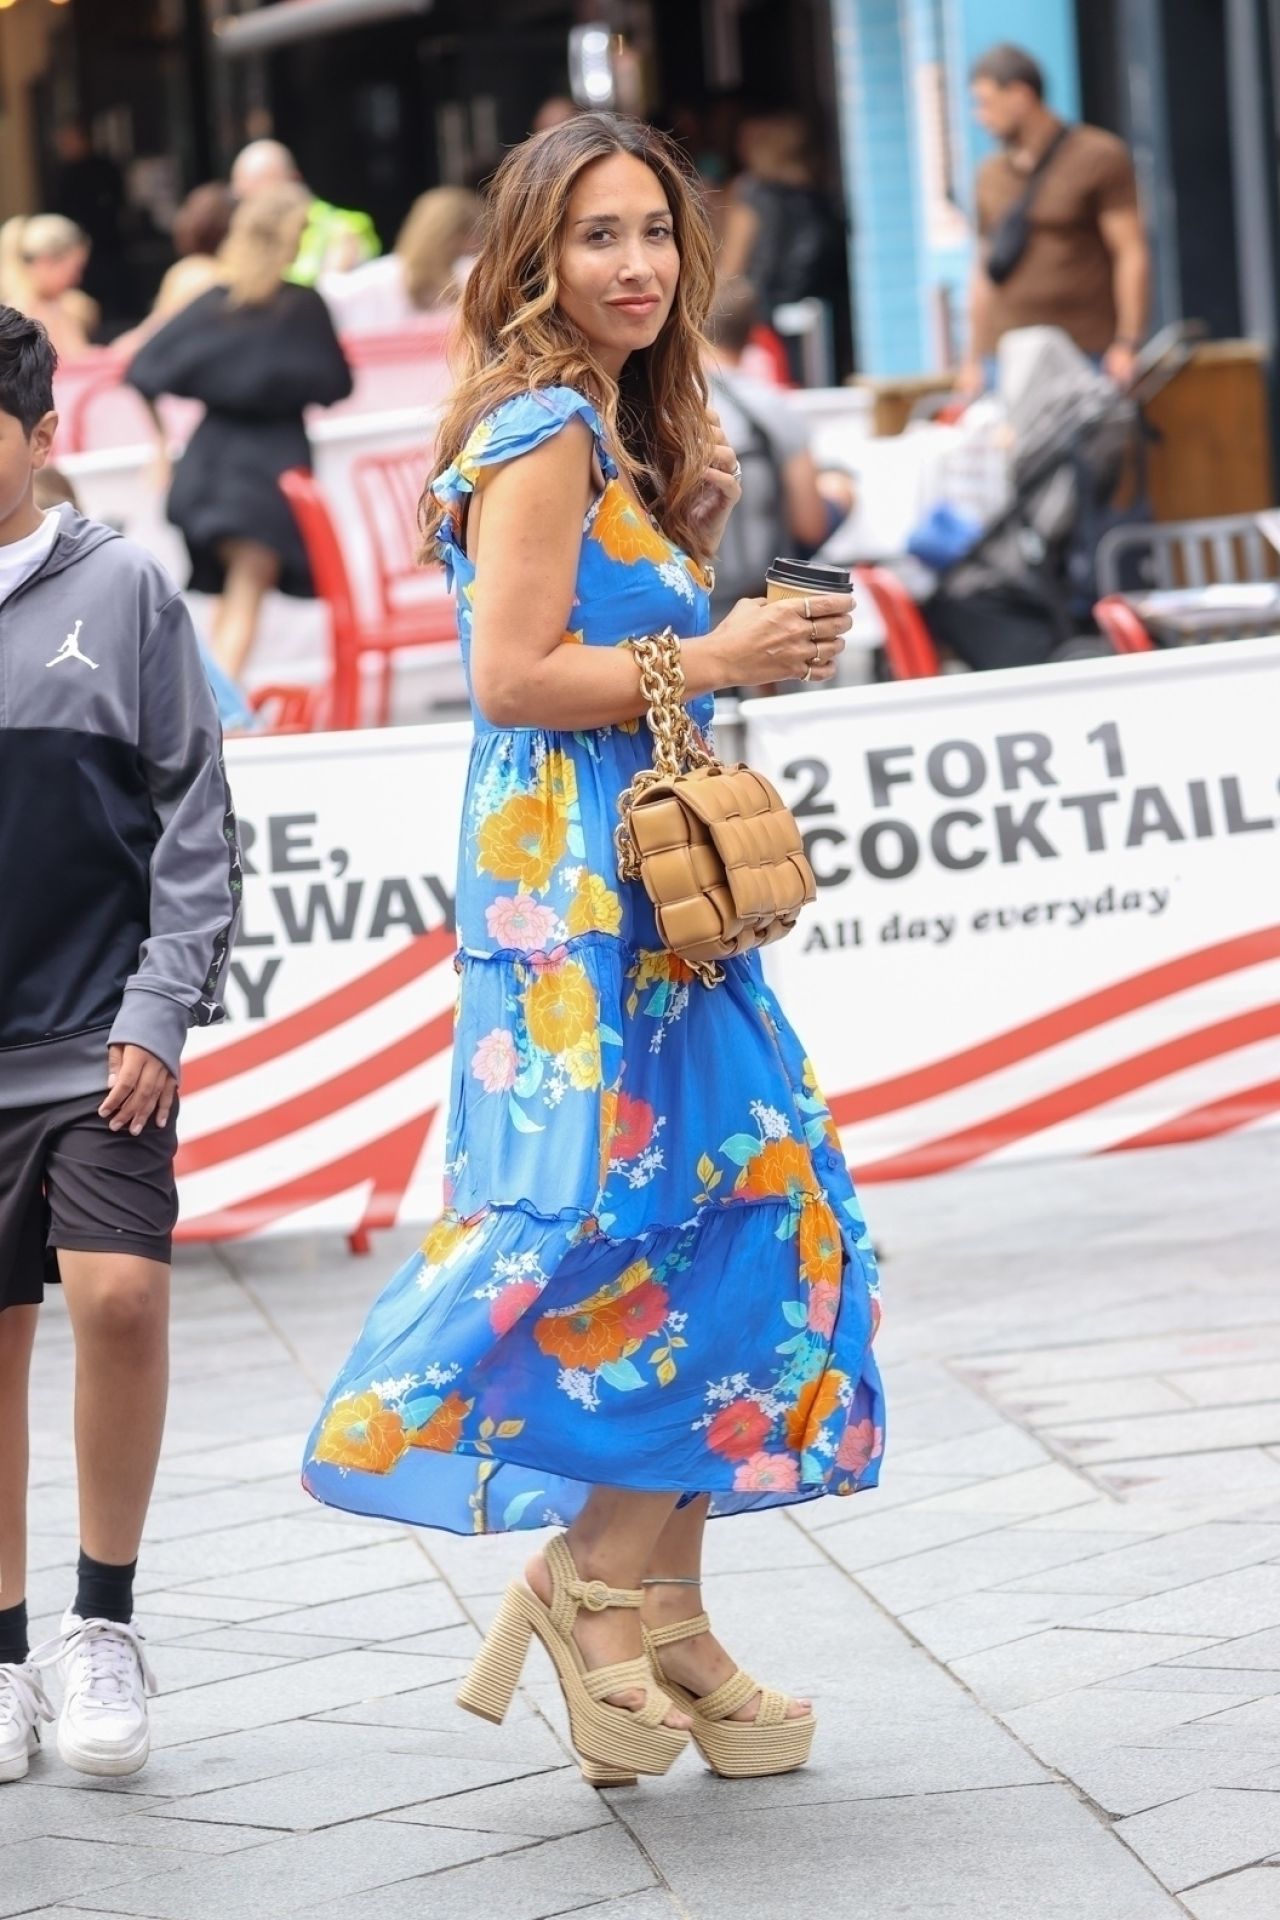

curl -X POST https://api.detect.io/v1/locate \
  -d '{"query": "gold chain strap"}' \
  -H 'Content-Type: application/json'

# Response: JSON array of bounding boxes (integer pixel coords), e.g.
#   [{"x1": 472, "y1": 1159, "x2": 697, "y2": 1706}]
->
[{"x1": 615, "y1": 628, "x2": 718, "y2": 882}]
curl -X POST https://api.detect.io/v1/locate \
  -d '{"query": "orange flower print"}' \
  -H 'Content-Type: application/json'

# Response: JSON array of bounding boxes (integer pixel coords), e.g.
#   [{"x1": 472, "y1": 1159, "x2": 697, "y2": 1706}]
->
[
  {"x1": 534, "y1": 1260, "x2": 669, "y2": 1369},
  {"x1": 311, "y1": 1392, "x2": 407, "y2": 1475},
  {"x1": 707, "y1": 1398, "x2": 772, "y2": 1459},
  {"x1": 610, "y1": 1093, "x2": 655, "y2": 1162},
  {"x1": 797, "y1": 1199, "x2": 842, "y2": 1287},
  {"x1": 598, "y1": 1086, "x2": 619, "y2": 1187},
  {"x1": 590, "y1": 482, "x2": 672, "y2": 566},
  {"x1": 490, "y1": 1279, "x2": 542, "y2": 1337},
  {"x1": 566, "y1": 871, "x2": 623, "y2": 937},
  {"x1": 525, "y1": 957, "x2": 597, "y2": 1053},
  {"x1": 409, "y1": 1391, "x2": 473, "y2": 1452},
  {"x1": 836, "y1": 1417, "x2": 884, "y2": 1475},
  {"x1": 735, "y1": 1137, "x2": 818, "y2": 1204},
  {"x1": 732, "y1": 1450, "x2": 800, "y2": 1493},
  {"x1": 478, "y1": 791, "x2": 567, "y2": 891},
  {"x1": 807, "y1": 1280, "x2": 839, "y2": 1338},
  {"x1": 786, "y1": 1369, "x2": 847, "y2": 1453}
]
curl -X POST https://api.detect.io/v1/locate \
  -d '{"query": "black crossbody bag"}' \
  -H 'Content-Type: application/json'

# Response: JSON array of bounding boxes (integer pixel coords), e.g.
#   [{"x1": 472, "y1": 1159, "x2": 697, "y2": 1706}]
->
[{"x1": 985, "y1": 126, "x2": 1073, "y2": 285}]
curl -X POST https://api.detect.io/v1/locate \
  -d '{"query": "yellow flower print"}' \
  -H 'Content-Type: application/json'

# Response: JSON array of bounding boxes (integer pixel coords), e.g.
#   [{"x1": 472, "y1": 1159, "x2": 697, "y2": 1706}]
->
[
  {"x1": 421, "y1": 1213, "x2": 476, "y2": 1270},
  {"x1": 565, "y1": 1030, "x2": 603, "y2": 1091},
  {"x1": 454, "y1": 416, "x2": 494, "y2": 484},
  {"x1": 561, "y1": 629, "x2": 584, "y2": 646},
  {"x1": 590, "y1": 482, "x2": 672, "y2": 566},
  {"x1": 566, "y1": 872, "x2": 623, "y2": 937},
  {"x1": 543, "y1": 747, "x2": 578, "y2": 812},
  {"x1": 478, "y1": 792, "x2": 568, "y2": 891},
  {"x1": 525, "y1": 957, "x2": 598, "y2": 1054}
]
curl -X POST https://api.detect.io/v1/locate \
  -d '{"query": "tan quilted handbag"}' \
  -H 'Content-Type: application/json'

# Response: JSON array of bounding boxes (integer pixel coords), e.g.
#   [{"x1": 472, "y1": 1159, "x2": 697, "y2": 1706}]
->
[{"x1": 615, "y1": 628, "x2": 816, "y2": 984}]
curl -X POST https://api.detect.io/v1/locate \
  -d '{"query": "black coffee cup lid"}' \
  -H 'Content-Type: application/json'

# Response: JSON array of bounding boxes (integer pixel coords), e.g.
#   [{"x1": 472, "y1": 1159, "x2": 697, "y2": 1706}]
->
[{"x1": 766, "y1": 557, "x2": 851, "y2": 590}]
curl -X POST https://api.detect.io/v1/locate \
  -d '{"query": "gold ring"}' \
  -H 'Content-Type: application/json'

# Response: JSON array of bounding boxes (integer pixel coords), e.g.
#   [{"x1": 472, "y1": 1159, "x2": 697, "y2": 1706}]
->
[{"x1": 803, "y1": 596, "x2": 813, "y2": 623}]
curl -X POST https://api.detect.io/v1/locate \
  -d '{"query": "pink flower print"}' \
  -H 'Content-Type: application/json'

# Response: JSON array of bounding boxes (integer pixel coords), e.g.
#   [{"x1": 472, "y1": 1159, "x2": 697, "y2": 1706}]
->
[
  {"x1": 471, "y1": 1027, "x2": 518, "y2": 1094},
  {"x1": 490, "y1": 1279, "x2": 543, "y2": 1336},
  {"x1": 807, "y1": 1282, "x2": 839, "y2": 1339},
  {"x1": 485, "y1": 893, "x2": 559, "y2": 952},
  {"x1": 836, "y1": 1418, "x2": 883, "y2": 1474},
  {"x1": 732, "y1": 1450, "x2": 800, "y2": 1493}
]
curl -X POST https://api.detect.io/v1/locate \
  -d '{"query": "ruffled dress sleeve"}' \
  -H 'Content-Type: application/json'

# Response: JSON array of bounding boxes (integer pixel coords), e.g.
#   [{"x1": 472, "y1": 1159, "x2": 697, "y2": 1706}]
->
[{"x1": 430, "y1": 387, "x2": 619, "y2": 580}]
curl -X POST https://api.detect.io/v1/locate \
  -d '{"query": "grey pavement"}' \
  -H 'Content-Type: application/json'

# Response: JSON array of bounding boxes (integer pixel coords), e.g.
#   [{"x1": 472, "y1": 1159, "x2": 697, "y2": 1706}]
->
[{"x1": 7, "y1": 1131, "x2": 1280, "y2": 1918}]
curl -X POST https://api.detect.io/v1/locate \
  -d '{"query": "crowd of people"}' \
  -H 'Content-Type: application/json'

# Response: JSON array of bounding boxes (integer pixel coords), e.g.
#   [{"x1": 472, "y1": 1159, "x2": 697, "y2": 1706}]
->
[{"x1": 0, "y1": 45, "x2": 1153, "y2": 690}]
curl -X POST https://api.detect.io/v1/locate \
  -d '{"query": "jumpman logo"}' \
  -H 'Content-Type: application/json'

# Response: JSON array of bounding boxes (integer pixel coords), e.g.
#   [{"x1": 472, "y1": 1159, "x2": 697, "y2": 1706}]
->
[{"x1": 45, "y1": 619, "x2": 98, "y2": 670}]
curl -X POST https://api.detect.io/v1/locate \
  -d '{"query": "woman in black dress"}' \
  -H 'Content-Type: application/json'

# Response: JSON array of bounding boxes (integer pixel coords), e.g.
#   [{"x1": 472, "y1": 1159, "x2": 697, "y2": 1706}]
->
[{"x1": 127, "y1": 185, "x2": 352, "y2": 679}]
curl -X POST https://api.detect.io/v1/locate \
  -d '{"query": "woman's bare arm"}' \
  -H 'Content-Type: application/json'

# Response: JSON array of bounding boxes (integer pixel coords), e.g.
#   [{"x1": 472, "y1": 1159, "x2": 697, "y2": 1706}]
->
[{"x1": 467, "y1": 419, "x2": 730, "y2": 730}]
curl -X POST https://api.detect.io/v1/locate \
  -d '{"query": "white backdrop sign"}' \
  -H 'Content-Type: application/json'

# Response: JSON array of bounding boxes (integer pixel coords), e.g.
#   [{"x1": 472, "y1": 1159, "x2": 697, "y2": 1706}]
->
[
  {"x1": 177, "y1": 641, "x2": 1280, "y2": 1243},
  {"x1": 744, "y1": 639, "x2": 1280, "y2": 1180},
  {"x1": 175, "y1": 725, "x2": 469, "y2": 1245}
]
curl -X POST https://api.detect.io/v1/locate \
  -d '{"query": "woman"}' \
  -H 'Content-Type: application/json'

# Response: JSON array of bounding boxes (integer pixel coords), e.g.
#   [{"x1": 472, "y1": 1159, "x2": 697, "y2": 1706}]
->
[
  {"x1": 126, "y1": 185, "x2": 352, "y2": 678},
  {"x1": 0, "y1": 215, "x2": 97, "y2": 357},
  {"x1": 319, "y1": 185, "x2": 484, "y2": 333},
  {"x1": 303, "y1": 114, "x2": 885, "y2": 1787}
]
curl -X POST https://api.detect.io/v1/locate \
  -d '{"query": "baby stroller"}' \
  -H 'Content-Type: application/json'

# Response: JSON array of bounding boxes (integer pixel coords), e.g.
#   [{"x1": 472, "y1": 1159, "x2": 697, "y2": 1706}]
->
[{"x1": 919, "y1": 322, "x2": 1203, "y2": 670}]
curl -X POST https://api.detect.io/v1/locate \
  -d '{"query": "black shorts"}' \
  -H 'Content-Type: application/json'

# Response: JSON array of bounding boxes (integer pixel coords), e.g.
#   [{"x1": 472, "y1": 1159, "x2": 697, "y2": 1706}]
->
[{"x1": 0, "y1": 1092, "x2": 180, "y2": 1312}]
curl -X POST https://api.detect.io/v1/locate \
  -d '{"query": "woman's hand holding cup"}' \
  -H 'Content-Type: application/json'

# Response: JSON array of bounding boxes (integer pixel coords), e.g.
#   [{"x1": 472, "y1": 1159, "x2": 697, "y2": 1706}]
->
[{"x1": 710, "y1": 558, "x2": 855, "y2": 687}]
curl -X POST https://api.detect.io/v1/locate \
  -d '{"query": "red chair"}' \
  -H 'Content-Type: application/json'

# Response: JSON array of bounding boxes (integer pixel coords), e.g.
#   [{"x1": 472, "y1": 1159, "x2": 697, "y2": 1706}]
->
[
  {"x1": 1093, "y1": 595, "x2": 1157, "y2": 653},
  {"x1": 278, "y1": 466, "x2": 456, "y2": 728},
  {"x1": 244, "y1": 684, "x2": 322, "y2": 734},
  {"x1": 352, "y1": 447, "x2": 437, "y2": 628},
  {"x1": 852, "y1": 566, "x2": 942, "y2": 679}
]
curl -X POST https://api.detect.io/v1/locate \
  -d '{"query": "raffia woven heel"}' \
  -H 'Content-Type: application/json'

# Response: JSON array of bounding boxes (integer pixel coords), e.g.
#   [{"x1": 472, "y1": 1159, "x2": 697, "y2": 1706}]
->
[
  {"x1": 644, "y1": 1611, "x2": 815, "y2": 1779},
  {"x1": 456, "y1": 1535, "x2": 689, "y2": 1787},
  {"x1": 455, "y1": 1585, "x2": 533, "y2": 1724}
]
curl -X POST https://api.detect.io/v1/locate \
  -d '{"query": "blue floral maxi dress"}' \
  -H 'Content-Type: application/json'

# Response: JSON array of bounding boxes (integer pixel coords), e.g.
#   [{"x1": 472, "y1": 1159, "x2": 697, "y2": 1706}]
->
[{"x1": 303, "y1": 388, "x2": 886, "y2": 1536}]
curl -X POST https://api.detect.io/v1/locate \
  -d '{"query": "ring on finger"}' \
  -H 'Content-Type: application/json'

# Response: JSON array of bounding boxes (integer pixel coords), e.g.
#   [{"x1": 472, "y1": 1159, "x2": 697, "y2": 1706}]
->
[
  {"x1": 730, "y1": 458, "x2": 743, "y2": 484},
  {"x1": 803, "y1": 596, "x2": 813, "y2": 623}
]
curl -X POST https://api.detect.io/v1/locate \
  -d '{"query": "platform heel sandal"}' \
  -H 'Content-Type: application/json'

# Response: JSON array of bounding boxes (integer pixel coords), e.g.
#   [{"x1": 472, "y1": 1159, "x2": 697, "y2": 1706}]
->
[
  {"x1": 642, "y1": 1595, "x2": 815, "y2": 1779},
  {"x1": 456, "y1": 1535, "x2": 690, "y2": 1787}
]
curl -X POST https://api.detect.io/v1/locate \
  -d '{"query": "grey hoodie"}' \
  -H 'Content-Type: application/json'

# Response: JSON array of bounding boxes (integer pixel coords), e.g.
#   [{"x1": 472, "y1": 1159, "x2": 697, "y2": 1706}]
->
[{"x1": 0, "y1": 508, "x2": 240, "y2": 1104}]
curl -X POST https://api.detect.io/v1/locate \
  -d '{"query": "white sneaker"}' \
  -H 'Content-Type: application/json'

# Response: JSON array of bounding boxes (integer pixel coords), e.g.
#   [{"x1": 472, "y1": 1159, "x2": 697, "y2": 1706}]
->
[
  {"x1": 55, "y1": 1611, "x2": 157, "y2": 1777},
  {"x1": 0, "y1": 1657, "x2": 56, "y2": 1781}
]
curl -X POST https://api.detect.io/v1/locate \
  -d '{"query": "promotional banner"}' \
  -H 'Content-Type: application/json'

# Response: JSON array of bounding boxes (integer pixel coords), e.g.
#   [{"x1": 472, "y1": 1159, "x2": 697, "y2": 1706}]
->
[
  {"x1": 175, "y1": 725, "x2": 469, "y2": 1244},
  {"x1": 179, "y1": 640, "x2": 1280, "y2": 1241},
  {"x1": 744, "y1": 638, "x2": 1280, "y2": 1179}
]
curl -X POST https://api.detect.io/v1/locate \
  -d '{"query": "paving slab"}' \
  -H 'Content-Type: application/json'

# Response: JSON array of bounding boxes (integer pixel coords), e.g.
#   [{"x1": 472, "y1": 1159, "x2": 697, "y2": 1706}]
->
[
  {"x1": 1181, "y1": 1866, "x2": 1280, "y2": 1918},
  {"x1": 1114, "y1": 1787, "x2": 1280, "y2": 1892}
]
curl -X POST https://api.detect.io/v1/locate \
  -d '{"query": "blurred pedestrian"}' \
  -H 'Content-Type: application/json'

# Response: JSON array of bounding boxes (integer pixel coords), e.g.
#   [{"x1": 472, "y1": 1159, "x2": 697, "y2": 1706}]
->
[
  {"x1": 49, "y1": 122, "x2": 129, "y2": 324},
  {"x1": 960, "y1": 44, "x2": 1148, "y2": 393},
  {"x1": 319, "y1": 186, "x2": 483, "y2": 333},
  {"x1": 0, "y1": 216, "x2": 98, "y2": 358},
  {"x1": 126, "y1": 185, "x2": 352, "y2": 679},
  {"x1": 230, "y1": 139, "x2": 379, "y2": 284},
  {"x1": 532, "y1": 95, "x2": 578, "y2": 135},
  {"x1": 113, "y1": 184, "x2": 235, "y2": 354},
  {"x1": 0, "y1": 304, "x2": 238, "y2": 1788},
  {"x1": 703, "y1": 275, "x2": 852, "y2": 620},
  {"x1": 719, "y1": 112, "x2": 846, "y2": 317}
]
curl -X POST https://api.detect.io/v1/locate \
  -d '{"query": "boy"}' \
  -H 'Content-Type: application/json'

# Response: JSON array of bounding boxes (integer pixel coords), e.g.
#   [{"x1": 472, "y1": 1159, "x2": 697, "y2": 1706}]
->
[{"x1": 0, "y1": 309, "x2": 239, "y2": 1781}]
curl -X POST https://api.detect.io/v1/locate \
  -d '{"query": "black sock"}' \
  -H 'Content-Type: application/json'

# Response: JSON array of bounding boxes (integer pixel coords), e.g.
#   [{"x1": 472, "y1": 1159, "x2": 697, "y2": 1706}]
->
[
  {"x1": 74, "y1": 1550, "x2": 137, "y2": 1625},
  {"x1": 0, "y1": 1600, "x2": 28, "y2": 1666}
]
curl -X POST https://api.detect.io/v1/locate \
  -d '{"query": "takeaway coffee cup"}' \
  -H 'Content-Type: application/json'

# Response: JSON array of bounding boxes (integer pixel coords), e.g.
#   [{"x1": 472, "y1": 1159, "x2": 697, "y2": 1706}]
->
[{"x1": 765, "y1": 557, "x2": 853, "y2": 603}]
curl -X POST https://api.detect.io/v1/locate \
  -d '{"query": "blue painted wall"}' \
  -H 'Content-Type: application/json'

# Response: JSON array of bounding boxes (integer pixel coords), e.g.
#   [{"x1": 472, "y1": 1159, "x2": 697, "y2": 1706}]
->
[{"x1": 835, "y1": 0, "x2": 1081, "y2": 375}]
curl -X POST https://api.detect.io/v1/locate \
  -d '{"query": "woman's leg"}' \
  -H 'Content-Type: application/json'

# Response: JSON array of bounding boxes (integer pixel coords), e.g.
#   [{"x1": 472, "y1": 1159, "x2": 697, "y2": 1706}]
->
[
  {"x1": 527, "y1": 1486, "x2": 690, "y2": 1727},
  {"x1": 0, "y1": 1306, "x2": 39, "y2": 1617},
  {"x1": 640, "y1": 1496, "x2": 810, "y2": 1720},
  {"x1": 210, "y1": 539, "x2": 280, "y2": 682}
]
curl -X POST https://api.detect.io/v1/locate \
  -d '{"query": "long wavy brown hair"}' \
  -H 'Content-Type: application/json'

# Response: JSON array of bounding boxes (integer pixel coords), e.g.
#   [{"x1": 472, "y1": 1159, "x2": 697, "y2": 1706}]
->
[{"x1": 419, "y1": 113, "x2": 717, "y2": 564}]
